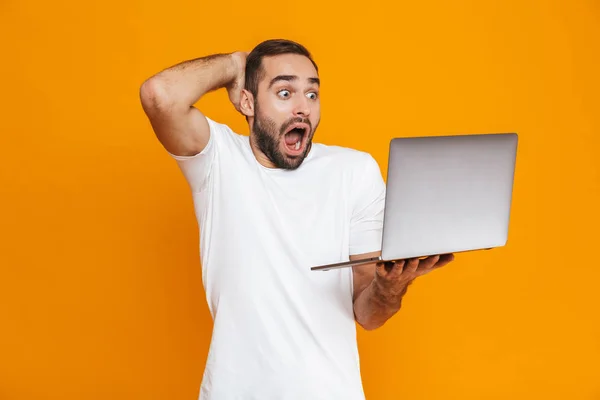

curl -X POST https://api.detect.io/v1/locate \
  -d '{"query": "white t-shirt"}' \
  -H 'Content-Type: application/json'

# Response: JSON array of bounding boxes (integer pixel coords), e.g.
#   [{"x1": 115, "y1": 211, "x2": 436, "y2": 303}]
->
[{"x1": 170, "y1": 116, "x2": 386, "y2": 400}]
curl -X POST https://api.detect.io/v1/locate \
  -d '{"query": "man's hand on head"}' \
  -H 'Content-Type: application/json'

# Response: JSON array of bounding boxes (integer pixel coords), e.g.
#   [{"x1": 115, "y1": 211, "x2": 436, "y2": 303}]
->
[{"x1": 227, "y1": 51, "x2": 248, "y2": 113}]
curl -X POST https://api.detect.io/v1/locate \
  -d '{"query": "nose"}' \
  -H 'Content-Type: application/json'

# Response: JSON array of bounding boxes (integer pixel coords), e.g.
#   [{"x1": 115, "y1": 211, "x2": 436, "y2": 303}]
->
[{"x1": 293, "y1": 95, "x2": 311, "y2": 118}]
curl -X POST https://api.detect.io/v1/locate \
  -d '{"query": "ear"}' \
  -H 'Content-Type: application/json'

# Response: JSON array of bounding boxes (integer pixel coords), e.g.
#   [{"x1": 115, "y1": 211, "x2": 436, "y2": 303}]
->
[{"x1": 239, "y1": 89, "x2": 255, "y2": 118}]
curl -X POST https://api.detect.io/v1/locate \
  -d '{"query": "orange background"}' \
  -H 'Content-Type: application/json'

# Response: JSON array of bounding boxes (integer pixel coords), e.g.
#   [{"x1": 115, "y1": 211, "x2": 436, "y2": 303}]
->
[{"x1": 1, "y1": 0, "x2": 599, "y2": 399}]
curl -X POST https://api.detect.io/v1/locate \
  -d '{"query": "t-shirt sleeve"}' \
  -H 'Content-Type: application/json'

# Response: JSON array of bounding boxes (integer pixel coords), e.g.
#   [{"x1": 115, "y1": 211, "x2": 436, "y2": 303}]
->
[
  {"x1": 167, "y1": 116, "x2": 222, "y2": 193},
  {"x1": 349, "y1": 153, "x2": 387, "y2": 256}
]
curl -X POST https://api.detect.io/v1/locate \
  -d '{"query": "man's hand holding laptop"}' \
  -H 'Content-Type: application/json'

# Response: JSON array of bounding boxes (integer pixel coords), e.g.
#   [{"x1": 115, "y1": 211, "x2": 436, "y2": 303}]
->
[{"x1": 375, "y1": 254, "x2": 455, "y2": 294}]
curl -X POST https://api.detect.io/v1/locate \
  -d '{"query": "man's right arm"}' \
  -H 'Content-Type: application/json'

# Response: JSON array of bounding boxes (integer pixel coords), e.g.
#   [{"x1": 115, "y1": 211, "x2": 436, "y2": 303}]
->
[{"x1": 139, "y1": 52, "x2": 246, "y2": 157}]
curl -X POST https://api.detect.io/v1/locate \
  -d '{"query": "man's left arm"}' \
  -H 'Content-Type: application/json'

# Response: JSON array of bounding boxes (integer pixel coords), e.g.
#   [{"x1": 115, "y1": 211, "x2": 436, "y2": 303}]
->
[{"x1": 347, "y1": 153, "x2": 454, "y2": 330}]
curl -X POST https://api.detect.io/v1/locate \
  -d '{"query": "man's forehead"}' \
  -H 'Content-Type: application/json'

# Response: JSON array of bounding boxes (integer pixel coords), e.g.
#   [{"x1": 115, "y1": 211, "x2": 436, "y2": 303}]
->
[{"x1": 261, "y1": 54, "x2": 318, "y2": 81}]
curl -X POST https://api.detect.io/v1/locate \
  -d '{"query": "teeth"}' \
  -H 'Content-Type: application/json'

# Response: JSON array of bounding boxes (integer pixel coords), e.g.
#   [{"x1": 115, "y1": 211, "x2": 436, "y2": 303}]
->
[{"x1": 295, "y1": 140, "x2": 301, "y2": 150}]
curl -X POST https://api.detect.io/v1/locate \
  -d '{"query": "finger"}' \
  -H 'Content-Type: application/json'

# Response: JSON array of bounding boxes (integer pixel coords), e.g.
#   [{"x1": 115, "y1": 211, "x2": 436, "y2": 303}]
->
[
  {"x1": 388, "y1": 260, "x2": 405, "y2": 277},
  {"x1": 376, "y1": 260, "x2": 405, "y2": 277},
  {"x1": 404, "y1": 258, "x2": 420, "y2": 274},
  {"x1": 420, "y1": 255, "x2": 441, "y2": 270},
  {"x1": 384, "y1": 261, "x2": 395, "y2": 273},
  {"x1": 434, "y1": 253, "x2": 455, "y2": 268},
  {"x1": 375, "y1": 262, "x2": 389, "y2": 276}
]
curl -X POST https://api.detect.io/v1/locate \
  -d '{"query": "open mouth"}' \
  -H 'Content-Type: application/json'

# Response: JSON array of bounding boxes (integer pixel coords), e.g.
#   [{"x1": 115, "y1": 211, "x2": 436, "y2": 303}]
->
[{"x1": 283, "y1": 123, "x2": 310, "y2": 155}]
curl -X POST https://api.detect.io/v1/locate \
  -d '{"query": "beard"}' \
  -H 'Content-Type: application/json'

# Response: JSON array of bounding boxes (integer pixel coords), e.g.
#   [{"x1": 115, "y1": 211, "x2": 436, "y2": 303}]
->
[{"x1": 252, "y1": 103, "x2": 317, "y2": 170}]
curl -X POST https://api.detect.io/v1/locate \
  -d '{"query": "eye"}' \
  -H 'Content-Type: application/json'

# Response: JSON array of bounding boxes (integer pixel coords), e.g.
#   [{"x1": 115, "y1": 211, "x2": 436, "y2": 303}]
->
[
  {"x1": 277, "y1": 89, "x2": 291, "y2": 98},
  {"x1": 307, "y1": 92, "x2": 318, "y2": 100}
]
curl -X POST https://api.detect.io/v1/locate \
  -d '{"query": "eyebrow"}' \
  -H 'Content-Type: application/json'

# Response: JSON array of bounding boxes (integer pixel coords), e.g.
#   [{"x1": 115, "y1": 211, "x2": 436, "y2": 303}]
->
[{"x1": 268, "y1": 75, "x2": 320, "y2": 89}]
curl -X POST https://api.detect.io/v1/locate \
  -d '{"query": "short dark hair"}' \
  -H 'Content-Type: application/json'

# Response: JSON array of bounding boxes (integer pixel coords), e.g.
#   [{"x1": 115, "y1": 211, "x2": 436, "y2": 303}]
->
[{"x1": 245, "y1": 39, "x2": 319, "y2": 98}]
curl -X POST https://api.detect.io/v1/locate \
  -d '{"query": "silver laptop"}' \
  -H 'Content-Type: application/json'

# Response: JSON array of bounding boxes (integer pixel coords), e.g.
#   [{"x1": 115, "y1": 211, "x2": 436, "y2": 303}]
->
[{"x1": 311, "y1": 132, "x2": 518, "y2": 271}]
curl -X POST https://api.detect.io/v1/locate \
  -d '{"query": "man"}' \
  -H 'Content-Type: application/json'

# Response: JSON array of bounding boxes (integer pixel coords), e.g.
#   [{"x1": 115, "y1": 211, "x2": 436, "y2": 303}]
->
[{"x1": 139, "y1": 39, "x2": 454, "y2": 399}]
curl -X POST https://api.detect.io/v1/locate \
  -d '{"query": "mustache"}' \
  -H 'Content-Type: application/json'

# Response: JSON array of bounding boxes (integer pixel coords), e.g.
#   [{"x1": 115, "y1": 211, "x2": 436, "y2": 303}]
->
[{"x1": 279, "y1": 117, "x2": 312, "y2": 135}]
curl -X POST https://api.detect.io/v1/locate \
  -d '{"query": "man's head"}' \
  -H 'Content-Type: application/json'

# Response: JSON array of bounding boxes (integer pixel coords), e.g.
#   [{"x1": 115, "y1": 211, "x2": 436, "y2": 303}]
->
[{"x1": 239, "y1": 39, "x2": 320, "y2": 170}]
